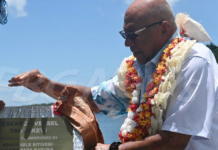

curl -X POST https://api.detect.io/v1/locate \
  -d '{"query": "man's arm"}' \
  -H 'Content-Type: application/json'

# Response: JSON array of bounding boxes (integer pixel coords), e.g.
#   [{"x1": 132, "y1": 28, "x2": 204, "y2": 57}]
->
[
  {"x1": 96, "y1": 131, "x2": 191, "y2": 150},
  {"x1": 119, "y1": 131, "x2": 191, "y2": 150},
  {"x1": 44, "y1": 80, "x2": 101, "y2": 112},
  {"x1": 8, "y1": 69, "x2": 101, "y2": 113}
]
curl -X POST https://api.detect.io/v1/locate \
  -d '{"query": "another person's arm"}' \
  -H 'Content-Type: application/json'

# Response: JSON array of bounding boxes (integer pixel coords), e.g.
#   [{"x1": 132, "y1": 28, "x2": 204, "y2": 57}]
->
[
  {"x1": 0, "y1": 0, "x2": 8, "y2": 25},
  {"x1": 0, "y1": 100, "x2": 5, "y2": 110}
]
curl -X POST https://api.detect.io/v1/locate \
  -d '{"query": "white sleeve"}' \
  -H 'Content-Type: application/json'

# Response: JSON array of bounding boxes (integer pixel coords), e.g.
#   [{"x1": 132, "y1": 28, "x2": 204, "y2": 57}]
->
[{"x1": 162, "y1": 56, "x2": 216, "y2": 140}]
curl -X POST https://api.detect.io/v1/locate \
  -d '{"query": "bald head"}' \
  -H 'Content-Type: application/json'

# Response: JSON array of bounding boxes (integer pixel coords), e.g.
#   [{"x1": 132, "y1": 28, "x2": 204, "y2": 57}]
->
[
  {"x1": 125, "y1": 0, "x2": 177, "y2": 35},
  {"x1": 123, "y1": 0, "x2": 177, "y2": 64}
]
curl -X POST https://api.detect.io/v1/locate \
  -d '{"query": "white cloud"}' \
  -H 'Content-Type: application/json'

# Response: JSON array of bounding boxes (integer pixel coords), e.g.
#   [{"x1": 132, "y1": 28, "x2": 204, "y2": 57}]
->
[
  {"x1": 11, "y1": 92, "x2": 55, "y2": 106},
  {"x1": 7, "y1": 0, "x2": 27, "y2": 18},
  {"x1": 12, "y1": 93, "x2": 32, "y2": 102},
  {"x1": 95, "y1": 6, "x2": 104, "y2": 16},
  {"x1": 123, "y1": 0, "x2": 180, "y2": 6}
]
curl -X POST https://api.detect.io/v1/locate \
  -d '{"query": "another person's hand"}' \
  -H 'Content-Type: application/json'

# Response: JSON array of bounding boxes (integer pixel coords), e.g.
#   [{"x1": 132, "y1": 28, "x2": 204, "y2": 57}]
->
[
  {"x1": 8, "y1": 69, "x2": 49, "y2": 93},
  {"x1": 0, "y1": 100, "x2": 5, "y2": 111}
]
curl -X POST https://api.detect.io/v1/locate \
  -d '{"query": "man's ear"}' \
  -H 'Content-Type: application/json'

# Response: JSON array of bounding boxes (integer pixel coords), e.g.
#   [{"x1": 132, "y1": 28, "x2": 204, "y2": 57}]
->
[{"x1": 160, "y1": 21, "x2": 171, "y2": 41}]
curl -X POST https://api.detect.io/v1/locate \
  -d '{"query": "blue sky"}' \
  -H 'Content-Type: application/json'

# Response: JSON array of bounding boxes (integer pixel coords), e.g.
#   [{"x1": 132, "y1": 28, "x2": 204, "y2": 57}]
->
[{"x1": 0, "y1": 0, "x2": 218, "y2": 106}]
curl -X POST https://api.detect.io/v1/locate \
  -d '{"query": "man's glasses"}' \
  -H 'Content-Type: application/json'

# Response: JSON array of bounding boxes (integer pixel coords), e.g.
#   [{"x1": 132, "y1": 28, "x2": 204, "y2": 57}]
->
[{"x1": 119, "y1": 21, "x2": 163, "y2": 40}]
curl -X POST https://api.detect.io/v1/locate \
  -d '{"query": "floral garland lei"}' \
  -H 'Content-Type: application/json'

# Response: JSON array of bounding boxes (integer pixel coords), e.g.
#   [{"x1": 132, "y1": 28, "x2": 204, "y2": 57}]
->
[{"x1": 118, "y1": 37, "x2": 196, "y2": 143}]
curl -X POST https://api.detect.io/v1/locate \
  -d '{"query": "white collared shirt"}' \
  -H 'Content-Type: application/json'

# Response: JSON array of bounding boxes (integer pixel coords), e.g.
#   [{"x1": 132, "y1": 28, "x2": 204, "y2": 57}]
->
[{"x1": 162, "y1": 41, "x2": 218, "y2": 150}]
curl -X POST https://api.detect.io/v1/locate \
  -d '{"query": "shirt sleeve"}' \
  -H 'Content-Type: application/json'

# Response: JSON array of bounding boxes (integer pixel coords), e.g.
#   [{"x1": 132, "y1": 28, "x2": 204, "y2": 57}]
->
[
  {"x1": 162, "y1": 56, "x2": 216, "y2": 140},
  {"x1": 0, "y1": 0, "x2": 8, "y2": 25},
  {"x1": 91, "y1": 76, "x2": 131, "y2": 118}
]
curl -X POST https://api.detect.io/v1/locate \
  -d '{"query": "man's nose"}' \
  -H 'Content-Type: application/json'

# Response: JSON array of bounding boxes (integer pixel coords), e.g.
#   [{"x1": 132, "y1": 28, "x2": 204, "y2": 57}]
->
[{"x1": 125, "y1": 37, "x2": 134, "y2": 47}]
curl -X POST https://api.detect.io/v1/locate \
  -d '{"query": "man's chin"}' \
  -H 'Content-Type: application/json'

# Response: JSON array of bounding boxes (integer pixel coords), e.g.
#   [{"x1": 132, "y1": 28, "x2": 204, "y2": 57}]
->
[
  {"x1": 135, "y1": 56, "x2": 146, "y2": 64},
  {"x1": 133, "y1": 52, "x2": 146, "y2": 64}
]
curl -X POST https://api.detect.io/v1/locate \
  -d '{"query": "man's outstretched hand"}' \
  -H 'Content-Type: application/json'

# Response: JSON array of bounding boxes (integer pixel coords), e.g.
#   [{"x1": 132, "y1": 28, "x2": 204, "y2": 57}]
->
[
  {"x1": 8, "y1": 69, "x2": 49, "y2": 93},
  {"x1": 0, "y1": 100, "x2": 5, "y2": 111}
]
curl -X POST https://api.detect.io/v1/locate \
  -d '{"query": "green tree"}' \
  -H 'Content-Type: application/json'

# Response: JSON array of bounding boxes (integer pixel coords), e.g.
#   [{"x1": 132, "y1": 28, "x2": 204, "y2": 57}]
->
[{"x1": 206, "y1": 42, "x2": 218, "y2": 63}]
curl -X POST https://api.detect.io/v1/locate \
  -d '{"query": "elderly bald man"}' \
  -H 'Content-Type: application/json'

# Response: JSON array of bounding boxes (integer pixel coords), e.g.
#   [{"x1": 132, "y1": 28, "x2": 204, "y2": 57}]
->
[{"x1": 8, "y1": 0, "x2": 218, "y2": 150}]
